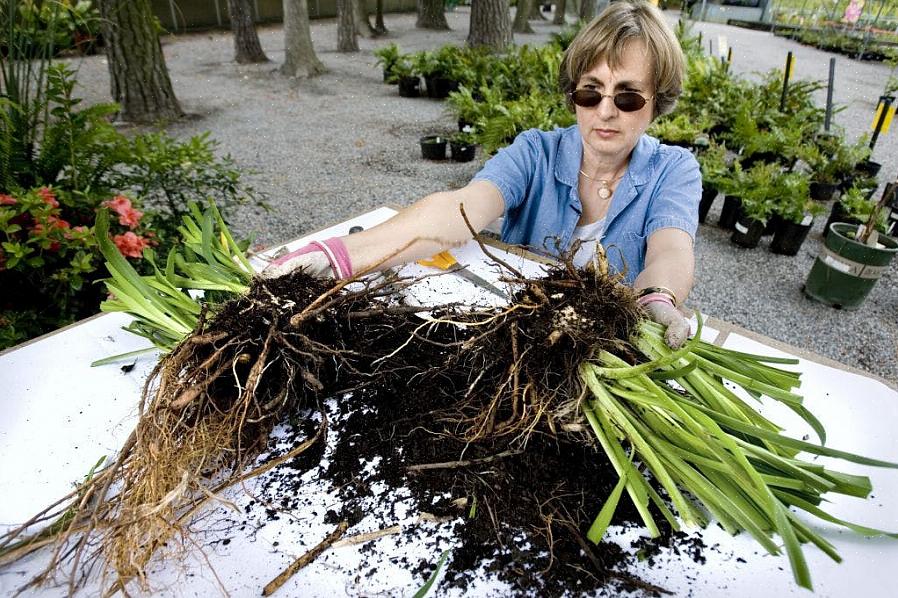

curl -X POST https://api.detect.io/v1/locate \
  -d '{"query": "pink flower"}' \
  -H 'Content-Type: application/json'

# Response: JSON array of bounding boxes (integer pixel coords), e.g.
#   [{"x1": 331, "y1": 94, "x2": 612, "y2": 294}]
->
[
  {"x1": 47, "y1": 215, "x2": 70, "y2": 230},
  {"x1": 113, "y1": 231, "x2": 150, "y2": 258},
  {"x1": 104, "y1": 195, "x2": 143, "y2": 229},
  {"x1": 0, "y1": 194, "x2": 16, "y2": 206},
  {"x1": 37, "y1": 187, "x2": 58, "y2": 208}
]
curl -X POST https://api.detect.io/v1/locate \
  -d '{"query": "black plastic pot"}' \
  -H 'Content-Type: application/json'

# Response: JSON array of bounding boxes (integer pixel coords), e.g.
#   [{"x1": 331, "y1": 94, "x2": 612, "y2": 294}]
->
[
  {"x1": 810, "y1": 181, "x2": 838, "y2": 202},
  {"x1": 730, "y1": 210, "x2": 766, "y2": 248},
  {"x1": 718, "y1": 195, "x2": 742, "y2": 230},
  {"x1": 398, "y1": 75, "x2": 420, "y2": 98},
  {"x1": 770, "y1": 217, "x2": 813, "y2": 255},
  {"x1": 855, "y1": 159, "x2": 882, "y2": 178},
  {"x1": 698, "y1": 186, "x2": 718, "y2": 224},
  {"x1": 450, "y1": 141, "x2": 476, "y2": 162},
  {"x1": 762, "y1": 213, "x2": 782, "y2": 236},
  {"x1": 424, "y1": 76, "x2": 457, "y2": 99},
  {"x1": 823, "y1": 202, "x2": 864, "y2": 239},
  {"x1": 419, "y1": 135, "x2": 447, "y2": 160}
]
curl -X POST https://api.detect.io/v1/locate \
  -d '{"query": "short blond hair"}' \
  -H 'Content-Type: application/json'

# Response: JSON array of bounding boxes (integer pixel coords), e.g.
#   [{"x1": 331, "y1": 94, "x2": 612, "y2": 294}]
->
[{"x1": 560, "y1": 1, "x2": 685, "y2": 118}]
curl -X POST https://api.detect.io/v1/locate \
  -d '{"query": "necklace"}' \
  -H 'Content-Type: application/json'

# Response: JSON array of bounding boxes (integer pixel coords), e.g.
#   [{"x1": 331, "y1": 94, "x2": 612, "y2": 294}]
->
[{"x1": 579, "y1": 168, "x2": 626, "y2": 200}]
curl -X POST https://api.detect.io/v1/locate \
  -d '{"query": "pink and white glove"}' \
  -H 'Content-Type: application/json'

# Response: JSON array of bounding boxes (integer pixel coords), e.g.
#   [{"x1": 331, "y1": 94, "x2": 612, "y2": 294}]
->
[
  {"x1": 637, "y1": 291, "x2": 690, "y2": 349},
  {"x1": 261, "y1": 237, "x2": 353, "y2": 279}
]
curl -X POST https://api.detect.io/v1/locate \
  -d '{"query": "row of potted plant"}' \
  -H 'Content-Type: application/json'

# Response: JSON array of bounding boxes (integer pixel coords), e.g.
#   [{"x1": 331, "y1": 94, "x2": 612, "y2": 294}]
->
[{"x1": 778, "y1": 27, "x2": 898, "y2": 63}]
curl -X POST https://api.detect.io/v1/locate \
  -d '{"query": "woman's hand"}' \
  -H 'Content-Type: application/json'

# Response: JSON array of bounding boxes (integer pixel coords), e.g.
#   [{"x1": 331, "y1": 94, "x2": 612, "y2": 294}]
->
[
  {"x1": 638, "y1": 295, "x2": 690, "y2": 349},
  {"x1": 260, "y1": 238, "x2": 351, "y2": 279}
]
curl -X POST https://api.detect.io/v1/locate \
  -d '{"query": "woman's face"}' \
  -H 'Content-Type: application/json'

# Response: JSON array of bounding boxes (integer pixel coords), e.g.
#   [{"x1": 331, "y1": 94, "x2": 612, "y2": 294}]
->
[{"x1": 574, "y1": 40, "x2": 655, "y2": 165}]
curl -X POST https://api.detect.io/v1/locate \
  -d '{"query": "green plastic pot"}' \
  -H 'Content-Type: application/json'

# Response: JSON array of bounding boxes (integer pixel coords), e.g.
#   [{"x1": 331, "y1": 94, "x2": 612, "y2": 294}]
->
[{"x1": 804, "y1": 223, "x2": 898, "y2": 309}]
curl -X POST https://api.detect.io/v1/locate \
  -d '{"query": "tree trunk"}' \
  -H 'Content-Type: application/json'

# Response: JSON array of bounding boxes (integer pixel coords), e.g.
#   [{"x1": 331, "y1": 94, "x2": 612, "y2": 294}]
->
[
  {"x1": 468, "y1": 0, "x2": 513, "y2": 50},
  {"x1": 96, "y1": 0, "x2": 182, "y2": 123},
  {"x1": 513, "y1": 0, "x2": 536, "y2": 33},
  {"x1": 281, "y1": 0, "x2": 326, "y2": 77},
  {"x1": 353, "y1": 0, "x2": 377, "y2": 37},
  {"x1": 530, "y1": 2, "x2": 547, "y2": 20},
  {"x1": 374, "y1": 0, "x2": 388, "y2": 34},
  {"x1": 416, "y1": 0, "x2": 449, "y2": 29},
  {"x1": 579, "y1": 0, "x2": 597, "y2": 21},
  {"x1": 338, "y1": 0, "x2": 359, "y2": 51},
  {"x1": 228, "y1": 0, "x2": 269, "y2": 63},
  {"x1": 553, "y1": 0, "x2": 567, "y2": 25}
]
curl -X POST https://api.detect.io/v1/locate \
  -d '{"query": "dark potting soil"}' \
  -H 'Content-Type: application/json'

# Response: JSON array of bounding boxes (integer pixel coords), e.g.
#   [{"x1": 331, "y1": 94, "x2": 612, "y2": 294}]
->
[{"x1": 208, "y1": 269, "x2": 711, "y2": 595}]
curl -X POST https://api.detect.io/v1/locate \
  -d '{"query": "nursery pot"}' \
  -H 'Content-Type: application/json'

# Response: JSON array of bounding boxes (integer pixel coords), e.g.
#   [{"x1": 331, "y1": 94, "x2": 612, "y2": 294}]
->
[
  {"x1": 718, "y1": 195, "x2": 742, "y2": 230},
  {"x1": 730, "y1": 210, "x2": 766, "y2": 248},
  {"x1": 810, "y1": 181, "x2": 838, "y2": 202},
  {"x1": 823, "y1": 202, "x2": 863, "y2": 239},
  {"x1": 698, "y1": 186, "x2": 718, "y2": 224},
  {"x1": 770, "y1": 215, "x2": 813, "y2": 256},
  {"x1": 855, "y1": 159, "x2": 882, "y2": 178},
  {"x1": 450, "y1": 141, "x2": 476, "y2": 162},
  {"x1": 804, "y1": 223, "x2": 898, "y2": 309},
  {"x1": 419, "y1": 135, "x2": 447, "y2": 160},
  {"x1": 763, "y1": 213, "x2": 782, "y2": 236},
  {"x1": 424, "y1": 76, "x2": 456, "y2": 99},
  {"x1": 398, "y1": 76, "x2": 420, "y2": 98}
]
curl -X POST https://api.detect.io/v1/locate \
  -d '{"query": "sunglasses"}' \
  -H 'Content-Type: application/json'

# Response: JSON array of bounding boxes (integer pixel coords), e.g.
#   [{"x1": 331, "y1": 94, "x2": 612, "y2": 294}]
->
[{"x1": 569, "y1": 88, "x2": 653, "y2": 112}]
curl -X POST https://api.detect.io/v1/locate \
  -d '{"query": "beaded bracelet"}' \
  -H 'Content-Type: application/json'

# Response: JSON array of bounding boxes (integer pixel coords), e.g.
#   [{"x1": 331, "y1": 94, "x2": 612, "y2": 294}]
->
[{"x1": 636, "y1": 285, "x2": 678, "y2": 306}]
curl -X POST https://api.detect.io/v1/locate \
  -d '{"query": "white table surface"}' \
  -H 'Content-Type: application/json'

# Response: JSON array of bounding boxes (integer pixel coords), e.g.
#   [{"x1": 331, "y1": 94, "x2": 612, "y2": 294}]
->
[{"x1": 1, "y1": 208, "x2": 896, "y2": 597}]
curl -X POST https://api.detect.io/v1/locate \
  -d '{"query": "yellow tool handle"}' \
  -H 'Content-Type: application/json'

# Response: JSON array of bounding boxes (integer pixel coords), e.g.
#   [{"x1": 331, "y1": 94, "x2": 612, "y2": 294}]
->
[{"x1": 416, "y1": 250, "x2": 458, "y2": 270}]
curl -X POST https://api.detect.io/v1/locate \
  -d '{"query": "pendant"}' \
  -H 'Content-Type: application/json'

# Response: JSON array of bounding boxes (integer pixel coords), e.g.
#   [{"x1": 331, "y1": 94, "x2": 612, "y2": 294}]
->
[{"x1": 598, "y1": 186, "x2": 612, "y2": 200}]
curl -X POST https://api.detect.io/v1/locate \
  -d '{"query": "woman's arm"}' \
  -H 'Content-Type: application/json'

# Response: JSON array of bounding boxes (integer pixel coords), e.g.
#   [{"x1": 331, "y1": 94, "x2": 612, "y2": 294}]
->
[
  {"x1": 337, "y1": 180, "x2": 506, "y2": 273},
  {"x1": 633, "y1": 227, "x2": 695, "y2": 304}
]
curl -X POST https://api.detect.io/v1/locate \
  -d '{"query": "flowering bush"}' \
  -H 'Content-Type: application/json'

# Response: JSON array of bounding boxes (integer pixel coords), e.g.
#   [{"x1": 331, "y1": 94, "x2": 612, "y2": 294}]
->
[{"x1": 0, "y1": 186, "x2": 154, "y2": 348}]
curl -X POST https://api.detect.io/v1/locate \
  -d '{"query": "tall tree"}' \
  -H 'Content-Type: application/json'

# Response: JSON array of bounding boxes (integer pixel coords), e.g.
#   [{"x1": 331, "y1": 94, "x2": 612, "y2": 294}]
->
[
  {"x1": 579, "y1": 0, "x2": 597, "y2": 21},
  {"x1": 513, "y1": 0, "x2": 536, "y2": 33},
  {"x1": 280, "y1": 0, "x2": 326, "y2": 77},
  {"x1": 96, "y1": 0, "x2": 182, "y2": 123},
  {"x1": 374, "y1": 0, "x2": 388, "y2": 34},
  {"x1": 468, "y1": 0, "x2": 512, "y2": 51},
  {"x1": 338, "y1": 0, "x2": 359, "y2": 52},
  {"x1": 228, "y1": 0, "x2": 269, "y2": 63},
  {"x1": 353, "y1": 0, "x2": 377, "y2": 37},
  {"x1": 553, "y1": 0, "x2": 567, "y2": 25},
  {"x1": 416, "y1": 0, "x2": 449, "y2": 29}
]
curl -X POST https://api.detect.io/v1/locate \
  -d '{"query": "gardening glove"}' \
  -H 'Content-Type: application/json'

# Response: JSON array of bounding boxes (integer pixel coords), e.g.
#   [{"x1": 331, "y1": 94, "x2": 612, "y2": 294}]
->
[
  {"x1": 261, "y1": 237, "x2": 352, "y2": 280},
  {"x1": 637, "y1": 292, "x2": 690, "y2": 349}
]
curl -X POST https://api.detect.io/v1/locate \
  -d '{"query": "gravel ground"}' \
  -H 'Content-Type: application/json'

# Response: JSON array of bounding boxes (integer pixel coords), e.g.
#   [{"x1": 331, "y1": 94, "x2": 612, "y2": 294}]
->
[{"x1": 64, "y1": 8, "x2": 897, "y2": 385}]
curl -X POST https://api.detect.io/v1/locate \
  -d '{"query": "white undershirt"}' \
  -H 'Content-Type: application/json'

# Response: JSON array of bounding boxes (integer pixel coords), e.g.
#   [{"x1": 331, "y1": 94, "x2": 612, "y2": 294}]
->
[{"x1": 571, "y1": 217, "x2": 607, "y2": 268}]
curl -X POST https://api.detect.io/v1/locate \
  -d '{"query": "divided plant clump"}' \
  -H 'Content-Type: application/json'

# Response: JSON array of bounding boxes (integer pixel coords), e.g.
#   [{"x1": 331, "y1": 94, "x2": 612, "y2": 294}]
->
[{"x1": 1, "y1": 205, "x2": 896, "y2": 596}]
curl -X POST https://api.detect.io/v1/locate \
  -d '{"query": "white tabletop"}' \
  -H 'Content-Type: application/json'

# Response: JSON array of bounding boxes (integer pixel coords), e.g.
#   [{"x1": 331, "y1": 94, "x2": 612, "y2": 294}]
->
[{"x1": 2, "y1": 208, "x2": 896, "y2": 597}]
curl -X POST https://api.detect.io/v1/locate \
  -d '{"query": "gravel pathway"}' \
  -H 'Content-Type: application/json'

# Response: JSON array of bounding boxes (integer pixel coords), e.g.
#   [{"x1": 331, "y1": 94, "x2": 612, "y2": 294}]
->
[{"x1": 64, "y1": 8, "x2": 897, "y2": 385}]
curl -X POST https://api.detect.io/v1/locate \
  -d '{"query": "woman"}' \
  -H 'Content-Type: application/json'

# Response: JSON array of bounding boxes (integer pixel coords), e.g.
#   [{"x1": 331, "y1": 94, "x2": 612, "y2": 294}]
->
[{"x1": 265, "y1": 1, "x2": 701, "y2": 348}]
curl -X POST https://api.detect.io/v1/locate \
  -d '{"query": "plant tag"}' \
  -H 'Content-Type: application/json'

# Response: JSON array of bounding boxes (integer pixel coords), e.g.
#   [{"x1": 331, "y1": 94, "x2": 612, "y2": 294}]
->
[
  {"x1": 800, "y1": 214, "x2": 813, "y2": 226},
  {"x1": 735, "y1": 222, "x2": 749, "y2": 234},
  {"x1": 822, "y1": 254, "x2": 852, "y2": 273},
  {"x1": 866, "y1": 230, "x2": 879, "y2": 247}
]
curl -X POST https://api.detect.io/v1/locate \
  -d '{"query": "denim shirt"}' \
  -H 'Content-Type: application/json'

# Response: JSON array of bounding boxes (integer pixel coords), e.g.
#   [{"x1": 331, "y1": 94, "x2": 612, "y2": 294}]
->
[{"x1": 471, "y1": 125, "x2": 701, "y2": 285}]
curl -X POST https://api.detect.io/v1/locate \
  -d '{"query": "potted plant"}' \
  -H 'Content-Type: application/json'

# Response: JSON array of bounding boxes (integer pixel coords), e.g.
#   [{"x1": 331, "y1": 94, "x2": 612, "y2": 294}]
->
[
  {"x1": 648, "y1": 113, "x2": 711, "y2": 149},
  {"x1": 696, "y1": 142, "x2": 730, "y2": 223},
  {"x1": 730, "y1": 163, "x2": 778, "y2": 248},
  {"x1": 413, "y1": 47, "x2": 460, "y2": 100},
  {"x1": 392, "y1": 59, "x2": 420, "y2": 98},
  {"x1": 805, "y1": 183, "x2": 898, "y2": 309},
  {"x1": 373, "y1": 43, "x2": 402, "y2": 83},
  {"x1": 714, "y1": 160, "x2": 745, "y2": 230},
  {"x1": 419, "y1": 134, "x2": 447, "y2": 160},
  {"x1": 823, "y1": 184, "x2": 889, "y2": 238},
  {"x1": 449, "y1": 126, "x2": 478, "y2": 162},
  {"x1": 798, "y1": 144, "x2": 841, "y2": 202},
  {"x1": 769, "y1": 172, "x2": 822, "y2": 255}
]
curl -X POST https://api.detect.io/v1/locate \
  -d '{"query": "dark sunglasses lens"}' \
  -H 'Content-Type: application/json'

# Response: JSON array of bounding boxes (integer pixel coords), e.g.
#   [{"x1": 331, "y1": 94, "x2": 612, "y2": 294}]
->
[
  {"x1": 571, "y1": 89, "x2": 602, "y2": 108},
  {"x1": 614, "y1": 92, "x2": 646, "y2": 112}
]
